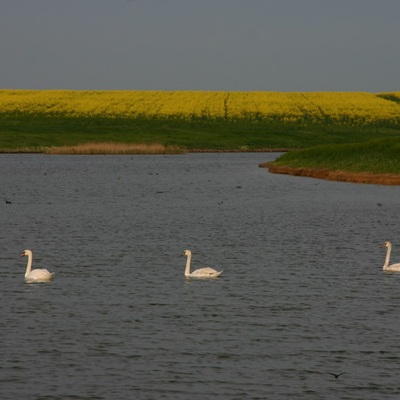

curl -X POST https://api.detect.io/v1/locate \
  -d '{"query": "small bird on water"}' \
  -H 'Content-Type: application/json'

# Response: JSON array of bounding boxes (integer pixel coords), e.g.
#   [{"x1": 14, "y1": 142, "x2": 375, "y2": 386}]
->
[{"x1": 327, "y1": 372, "x2": 346, "y2": 379}]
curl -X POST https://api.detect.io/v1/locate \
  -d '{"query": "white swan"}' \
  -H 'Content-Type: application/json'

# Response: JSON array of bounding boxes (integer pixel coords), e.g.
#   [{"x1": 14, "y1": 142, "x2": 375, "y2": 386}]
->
[
  {"x1": 381, "y1": 241, "x2": 400, "y2": 272},
  {"x1": 20, "y1": 249, "x2": 55, "y2": 283},
  {"x1": 181, "y1": 249, "x2": 223, "y2": 278}
]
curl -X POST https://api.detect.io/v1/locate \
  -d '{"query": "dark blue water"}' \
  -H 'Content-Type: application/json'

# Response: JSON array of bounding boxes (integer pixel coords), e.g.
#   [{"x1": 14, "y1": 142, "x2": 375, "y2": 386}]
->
[{"x1": 1, "y1": 153, "x2": 400, "y2": 399}]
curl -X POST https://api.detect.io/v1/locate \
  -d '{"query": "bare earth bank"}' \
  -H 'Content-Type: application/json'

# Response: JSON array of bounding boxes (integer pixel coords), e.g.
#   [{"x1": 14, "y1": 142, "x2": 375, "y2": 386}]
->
[{"x1": 260, "y1": 163, "x2": 400, "y2": 185}]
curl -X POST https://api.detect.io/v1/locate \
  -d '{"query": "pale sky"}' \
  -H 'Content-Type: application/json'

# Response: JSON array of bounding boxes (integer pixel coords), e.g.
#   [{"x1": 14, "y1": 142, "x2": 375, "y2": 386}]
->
[{"x1": 1, "y1": 0, "x2": 399, "y2": 92}]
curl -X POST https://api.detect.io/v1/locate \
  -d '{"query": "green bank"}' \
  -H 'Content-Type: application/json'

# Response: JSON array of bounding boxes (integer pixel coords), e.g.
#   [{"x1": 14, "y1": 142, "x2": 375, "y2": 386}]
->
[
  {"x1": 267, "y1": 138, "x2": 400, "y2": 174},
  {"x1": 1, "y1": 113, "x2": 400, "y2": 153}
]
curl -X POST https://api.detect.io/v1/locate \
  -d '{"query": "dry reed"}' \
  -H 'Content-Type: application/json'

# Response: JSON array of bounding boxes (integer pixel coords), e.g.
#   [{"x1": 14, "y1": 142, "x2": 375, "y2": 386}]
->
[{"x1": 44, "y1": 142, "x2": 185, "y2": 155}]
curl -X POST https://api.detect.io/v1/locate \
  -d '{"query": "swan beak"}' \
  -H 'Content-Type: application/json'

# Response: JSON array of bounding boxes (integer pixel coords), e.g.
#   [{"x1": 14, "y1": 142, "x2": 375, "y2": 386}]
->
[
  {"x1": 20, "y1": 251, "x2": 26, "y2": 257},
  {"x1": 380, "y1": 243, "x2": 386, "y2": 248}
]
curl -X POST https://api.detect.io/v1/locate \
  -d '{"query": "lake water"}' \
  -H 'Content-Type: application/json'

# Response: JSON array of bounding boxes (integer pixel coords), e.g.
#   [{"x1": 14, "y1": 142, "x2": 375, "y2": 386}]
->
[{"x1": 1, "y1": 153, "x2": 400, "y2": 400}]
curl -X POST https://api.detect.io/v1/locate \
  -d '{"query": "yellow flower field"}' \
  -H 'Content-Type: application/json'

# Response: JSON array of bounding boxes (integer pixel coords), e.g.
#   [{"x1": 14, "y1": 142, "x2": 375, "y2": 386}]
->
[{"x1": 0, "y1": 90, "x2": 399, "y2": 126}]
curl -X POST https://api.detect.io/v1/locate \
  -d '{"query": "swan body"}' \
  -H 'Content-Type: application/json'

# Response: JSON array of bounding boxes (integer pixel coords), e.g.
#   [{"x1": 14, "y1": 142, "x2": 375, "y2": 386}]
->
[
  {"x1": 181, "y1": 250, "x2": 223, "y2": 278},
  {"x1": 381, "y1": 242, "x2": 400, "y2": 272},
  {"x1": 20, "y1": 250, "x2": 55, "y2": 283}
]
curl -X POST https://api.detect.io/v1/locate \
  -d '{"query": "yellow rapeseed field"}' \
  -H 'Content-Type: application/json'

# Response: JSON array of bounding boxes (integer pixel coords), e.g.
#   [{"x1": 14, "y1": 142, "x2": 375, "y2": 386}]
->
[{"x1": 0, "y1": 90, "x2": 399, "y2": 126}]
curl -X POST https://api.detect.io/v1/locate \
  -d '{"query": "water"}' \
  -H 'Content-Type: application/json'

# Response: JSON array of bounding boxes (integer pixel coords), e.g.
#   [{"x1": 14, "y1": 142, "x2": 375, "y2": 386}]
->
[{"x1": 1, "y1": 153, "x2": 400, "y2": 399}]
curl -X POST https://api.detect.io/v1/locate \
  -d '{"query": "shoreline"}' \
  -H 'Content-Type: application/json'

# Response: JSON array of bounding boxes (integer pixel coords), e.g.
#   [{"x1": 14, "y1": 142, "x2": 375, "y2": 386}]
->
[
  {"x1": 260, "y1": 162, "x2": 400, "y2": 185},
  {"x1": 0, "y1": 148, "x2": 289, "y2": 155}
]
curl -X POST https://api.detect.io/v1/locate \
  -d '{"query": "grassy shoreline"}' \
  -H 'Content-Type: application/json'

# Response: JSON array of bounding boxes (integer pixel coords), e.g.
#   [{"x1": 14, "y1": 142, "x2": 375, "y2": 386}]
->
[
  {"x1": 260, "y1": 163, "x2": 400, "y2": 185},
  {"x1": 261, "y1": 138, "x2": 400, "y2": 184},
  {"x1": 1, "y1": 112, "x2": 399, "y2": 152},
  {"x1": 266, "y1": 139, "x2": 400, "y2": 174}
]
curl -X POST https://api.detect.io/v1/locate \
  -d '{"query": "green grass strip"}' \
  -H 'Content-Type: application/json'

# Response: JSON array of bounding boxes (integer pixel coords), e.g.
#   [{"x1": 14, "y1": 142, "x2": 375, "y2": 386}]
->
[{"x1": 271, "y1": 138, "x2": 400, "y2": 174}]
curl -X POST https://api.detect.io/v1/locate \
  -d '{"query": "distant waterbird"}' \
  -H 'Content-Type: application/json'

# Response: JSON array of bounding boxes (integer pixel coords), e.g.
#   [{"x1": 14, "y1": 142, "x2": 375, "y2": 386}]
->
[
  {"x1": 381, "y1": 241, "x2": 400, "y2": 272},
  {"x1": 20, "y1": 249, "x2": 55, "y2": 283},
  {"x1": 180, "y1": 250, "x2": 223, "y2": 278},
  {"x1": 327, "y1": 372, "x2": 346, "y2": 379}
]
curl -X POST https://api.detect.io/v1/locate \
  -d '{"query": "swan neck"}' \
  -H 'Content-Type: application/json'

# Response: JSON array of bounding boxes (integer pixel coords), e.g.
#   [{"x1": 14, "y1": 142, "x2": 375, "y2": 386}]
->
[
  {"x1": 25, "y1": 252, "x2": 32, "y2": 277},
  {"x1": 185, "y1": 253, "x2": 192, "y2": 276},
  {"x1": 383, "y1": 245, "x2": 392, "y2": 269}
]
